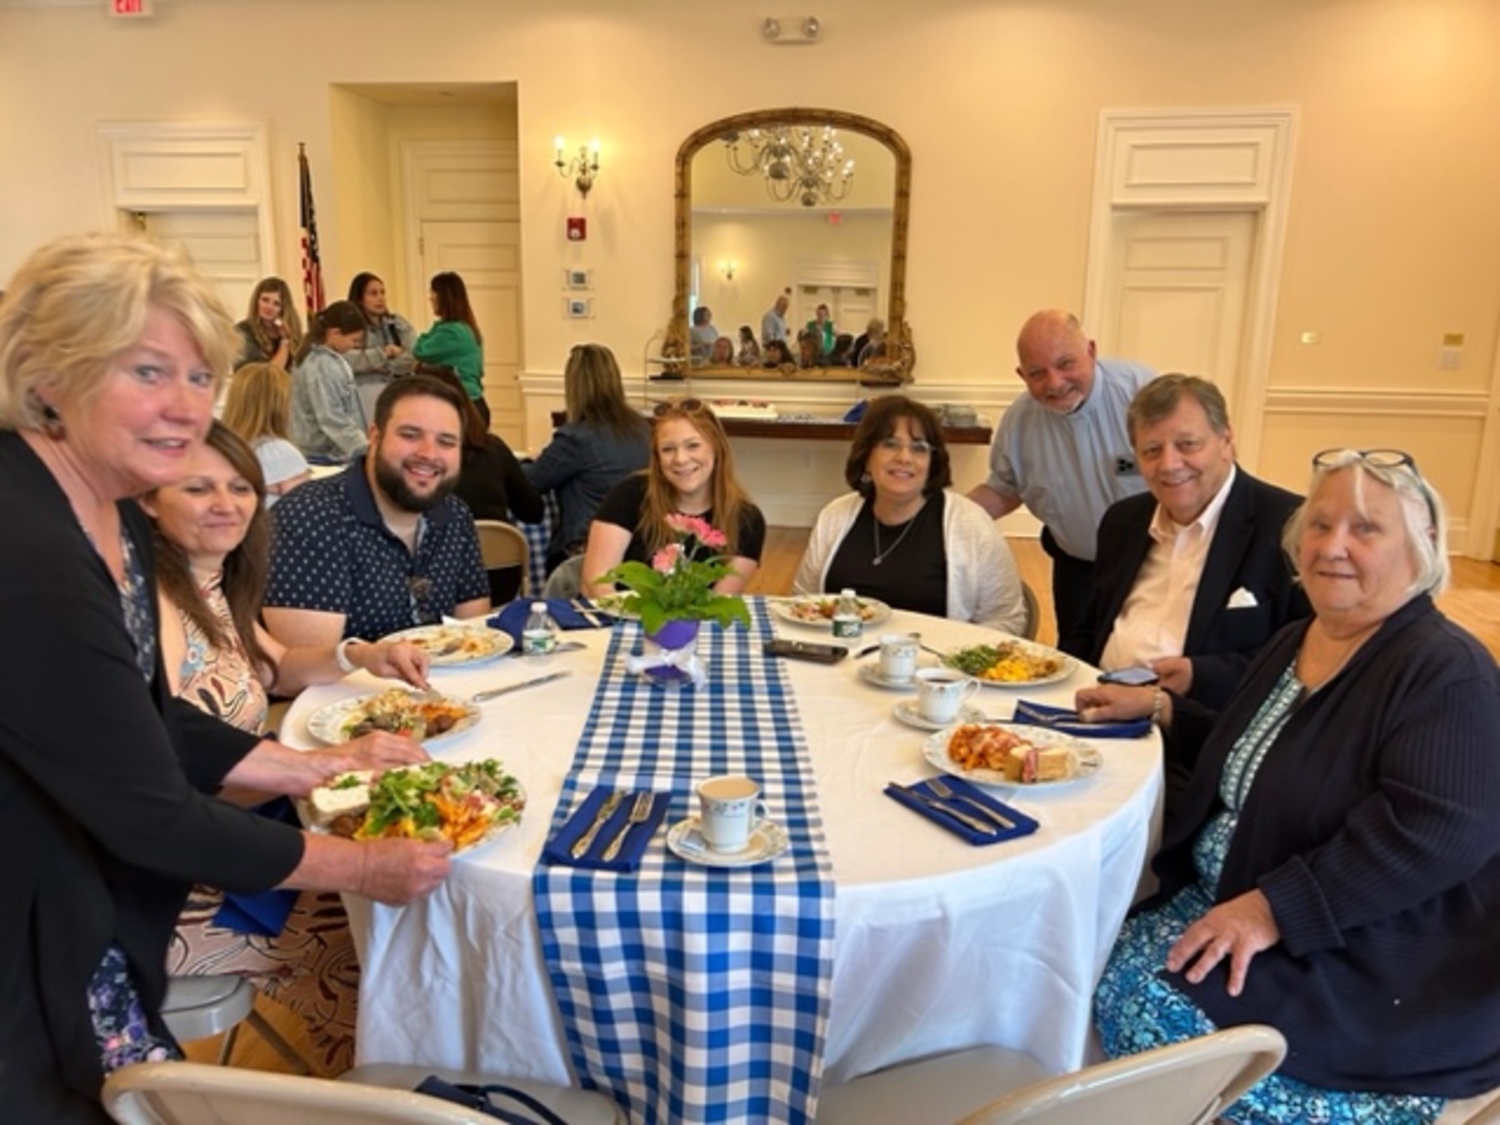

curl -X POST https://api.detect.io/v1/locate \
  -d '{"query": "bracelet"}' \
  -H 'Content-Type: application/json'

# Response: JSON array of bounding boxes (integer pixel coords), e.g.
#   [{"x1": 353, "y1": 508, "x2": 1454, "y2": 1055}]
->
[
  {"x1": 1150, "y1": 685, "x2": 1165, "y2": 726},
  {"x1": 334, "y1": 638, "x2": 366, "y2": 674}
]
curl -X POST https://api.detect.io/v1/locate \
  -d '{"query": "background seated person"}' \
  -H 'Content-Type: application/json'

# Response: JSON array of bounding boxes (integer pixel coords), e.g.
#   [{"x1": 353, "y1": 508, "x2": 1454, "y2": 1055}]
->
[
  {"x1": 827, "y1": 332, "x2": 856, "y2": 367},
  {"x1": 854, "y1": 318, "x2": 886, "y2": 367},
  {"x1": 288, "y1": 300, "x2": 368, "y2": 463},
  {"x1": 265, "y1": 375, "x2": 490, "y2": 646},
  {"x1": 581, "y1": 398, "x2": 765, "y2": 598},
  {"x1": 795, "y1": 395, "x2": 1028, "y2": 634},
  {"x1": 736, "y1": 325, "x2": 761, "y2": 366},
  {"x1": 523, "y1": 343, "x2": 651, "y2": 575},
  {"x1": 763, "y1": 338, "x2": 794, "y2": 368},
  {"x1": 1081, "y1": 450, "x2": 1500, "y2": 1124},
  {"x1": 796, "y1": 329, "x2": 822, "y2": 369},
  {"x1": 419, "y1": 366, "x2": 542, "y2": 525},
  {"x1": 221, "y1": 361, "x2": 310, "y2": 507},
  {"x1": 143, "y1": 422, "x2": 430, "y2": 1071},
  {"x1": 709, "y1": 335, "x2": 735, "y2": 365},
  {"x1": 1062, "y1": 374, "x2": 1307, "y2": 712}
]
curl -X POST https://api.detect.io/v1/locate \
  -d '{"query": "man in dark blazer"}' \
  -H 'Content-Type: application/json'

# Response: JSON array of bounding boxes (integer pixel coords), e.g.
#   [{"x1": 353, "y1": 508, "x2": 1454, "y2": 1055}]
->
[{"x1": 1061, "y1": 374, "x2": 1308, "y2": 712}]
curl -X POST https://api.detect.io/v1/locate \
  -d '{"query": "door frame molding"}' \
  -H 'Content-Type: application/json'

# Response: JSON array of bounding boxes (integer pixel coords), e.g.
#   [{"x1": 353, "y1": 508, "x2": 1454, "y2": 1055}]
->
[
  {"x1": 398, "y1": 138, "x2": 513, "y2": 310},
  {"x1": 1083, "y1": 107, "x2": 1297, "y2": 469}
]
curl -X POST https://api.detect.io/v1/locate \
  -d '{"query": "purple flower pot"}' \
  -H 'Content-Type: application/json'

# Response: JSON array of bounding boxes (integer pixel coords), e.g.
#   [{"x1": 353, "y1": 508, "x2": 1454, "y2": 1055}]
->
[{"x1": 643, "y1": 619, "x2": 702, "y2": 685}]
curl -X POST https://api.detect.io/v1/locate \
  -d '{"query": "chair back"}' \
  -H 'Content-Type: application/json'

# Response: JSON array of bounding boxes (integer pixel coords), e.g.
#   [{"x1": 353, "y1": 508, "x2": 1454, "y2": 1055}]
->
[
  {"x1": 959, "y1": 1025, "x2": 1286, "y2": 1125},
  {"x1": 1019, "y1": 581, "x2": 1041, "y2": 640},
  {"x1": 542, "y1": 554, "x2": 585, "y2": 600},
  {"x1": 103, "y1": 1061, "x2": 482, "y2": 1124},
  {"x1": 474, "y1": 519, "x2": 529, "y2": 604}
]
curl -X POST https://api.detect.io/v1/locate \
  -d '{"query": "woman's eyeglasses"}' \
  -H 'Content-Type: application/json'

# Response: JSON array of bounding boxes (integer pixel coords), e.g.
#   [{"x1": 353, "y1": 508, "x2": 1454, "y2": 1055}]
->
[{"x1": 877, "y1": 437, "x2": 934, "y2": 456}]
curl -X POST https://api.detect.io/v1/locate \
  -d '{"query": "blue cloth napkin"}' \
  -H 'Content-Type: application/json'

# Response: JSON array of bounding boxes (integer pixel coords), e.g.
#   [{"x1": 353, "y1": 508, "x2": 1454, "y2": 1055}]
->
[
  {"x1": 213, "y1": 798, "x2": 299, "y2": 936},
  {"x1": 488, "y1": 597, "x2": 608, "y2": 645},
  {"x1": 842, "y1": 399, "x2": 869, "y2": 423},
  {"x1": 541, "y1": 788, "x2": 672, "y2": 873},
  {"x1": 1011, "y1": 698, "x2": 1152, "y2": 739},
  {"x1": 883, "y1": 777, "x2": 1039, "y2": 846}
]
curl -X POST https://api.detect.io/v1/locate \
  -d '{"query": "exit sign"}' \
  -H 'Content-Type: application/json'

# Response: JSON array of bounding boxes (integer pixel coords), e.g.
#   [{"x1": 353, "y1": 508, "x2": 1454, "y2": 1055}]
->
[{"x1": 110, "y1": 0, "x2": 153, "y2": 16}]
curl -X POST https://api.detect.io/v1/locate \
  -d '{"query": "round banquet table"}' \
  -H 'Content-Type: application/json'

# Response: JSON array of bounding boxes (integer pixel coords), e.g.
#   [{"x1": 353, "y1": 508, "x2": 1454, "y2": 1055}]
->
[{"x1": 281, "y1": 606, "x2": 1162, "y2": 1088}]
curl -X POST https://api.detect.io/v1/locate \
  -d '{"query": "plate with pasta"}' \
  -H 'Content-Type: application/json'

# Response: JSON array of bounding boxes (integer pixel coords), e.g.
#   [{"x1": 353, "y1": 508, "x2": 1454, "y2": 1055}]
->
[
  {"x1": 923, "y1": 722, "x2": 1102, "y2": 788},
  {"x1": 941, "y1": 640, "x2": 1076, "y2": 688},
  {"x1": 383, "y1": 624, "x2": 513, "y2": 666}
]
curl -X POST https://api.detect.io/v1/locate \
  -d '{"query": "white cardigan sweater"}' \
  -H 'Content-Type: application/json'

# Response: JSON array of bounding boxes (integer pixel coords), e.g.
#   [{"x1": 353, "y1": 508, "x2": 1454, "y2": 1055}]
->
[{"x1": 793, "y1": 490, "x2": 1028, "y2": 634}]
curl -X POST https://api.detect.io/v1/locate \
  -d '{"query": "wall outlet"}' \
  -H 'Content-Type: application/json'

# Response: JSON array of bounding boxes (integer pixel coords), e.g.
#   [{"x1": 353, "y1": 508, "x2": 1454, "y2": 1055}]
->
[
  {"x1": 564, "y1": 297, "x2": 593, "y2": 319},
  {"x1": 564, "y1": 268, "x2": 592, "y2": 290}
]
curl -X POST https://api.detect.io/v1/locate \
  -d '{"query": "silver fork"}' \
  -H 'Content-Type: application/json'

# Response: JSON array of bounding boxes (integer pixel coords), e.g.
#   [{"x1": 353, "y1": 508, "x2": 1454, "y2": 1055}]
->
[
  {"x1": 601, "y1": 791, "x2": 656, "y2": 862},
  {"x1": 927, "y1": 777, "x2": 1016, "y2": 830}
]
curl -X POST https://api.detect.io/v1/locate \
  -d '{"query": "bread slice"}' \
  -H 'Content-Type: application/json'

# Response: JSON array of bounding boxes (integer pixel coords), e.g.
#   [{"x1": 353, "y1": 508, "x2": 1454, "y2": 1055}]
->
[{"x1": 307, "y1": 771, "x2": 374, "y2": 826}]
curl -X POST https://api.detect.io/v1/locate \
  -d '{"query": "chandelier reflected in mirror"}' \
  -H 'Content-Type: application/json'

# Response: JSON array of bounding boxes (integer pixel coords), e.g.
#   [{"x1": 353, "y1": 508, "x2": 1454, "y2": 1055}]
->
[{"x1": 721, "y1": 124, "x2": 855, "y2": 208}]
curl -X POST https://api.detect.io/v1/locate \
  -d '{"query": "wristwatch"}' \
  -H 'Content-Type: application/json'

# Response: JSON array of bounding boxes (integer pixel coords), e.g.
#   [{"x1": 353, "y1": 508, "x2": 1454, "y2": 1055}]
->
[{"x1": 334, "y1": 638, "x2": 367, "y2": 674}]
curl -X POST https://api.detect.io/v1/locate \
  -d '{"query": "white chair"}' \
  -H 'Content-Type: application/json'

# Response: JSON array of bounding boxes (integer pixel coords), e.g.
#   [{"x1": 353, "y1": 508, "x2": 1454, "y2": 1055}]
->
[
  {"x1": 159, "y1": 975, "x2": 311, "y2": 1075},
  {"x1": 104, "y1": 1060, "x2": 628, "y2": 1124},
  {"x1": 815, "y1": 1025, "x2": 1287, "y2": 1125}
]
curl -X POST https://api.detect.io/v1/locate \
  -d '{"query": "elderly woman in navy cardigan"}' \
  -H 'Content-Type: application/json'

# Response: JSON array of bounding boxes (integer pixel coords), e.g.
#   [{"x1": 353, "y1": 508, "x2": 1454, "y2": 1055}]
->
[{"x1": 1080, "y1": 449, "x2": 1500, "y2": 1123}]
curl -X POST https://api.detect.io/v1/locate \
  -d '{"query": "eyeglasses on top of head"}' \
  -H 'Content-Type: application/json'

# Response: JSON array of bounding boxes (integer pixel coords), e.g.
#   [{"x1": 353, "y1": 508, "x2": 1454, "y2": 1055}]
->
[
  {"x1": 652, "y1": 398, "x2": 708, "y2": 418},
  {"x1": 877, "y1": 437, "x2": 933, "y2": 456},
  {"x1": 1311, "y1": 448, "x2": 1438, "y2": 527}
]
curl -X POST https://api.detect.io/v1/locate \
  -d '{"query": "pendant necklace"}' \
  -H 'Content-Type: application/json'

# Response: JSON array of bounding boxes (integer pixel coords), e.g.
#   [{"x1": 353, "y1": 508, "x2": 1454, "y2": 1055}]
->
[{"x1": 872, "y1": 504, "x2": 922, "y2": 566}]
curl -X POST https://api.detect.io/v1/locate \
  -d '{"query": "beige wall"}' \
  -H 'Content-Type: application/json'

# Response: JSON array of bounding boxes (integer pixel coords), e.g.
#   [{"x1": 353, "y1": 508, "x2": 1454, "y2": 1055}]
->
[{"x1": 2, "y1": 0, "x2": 1498, "y2": 543}]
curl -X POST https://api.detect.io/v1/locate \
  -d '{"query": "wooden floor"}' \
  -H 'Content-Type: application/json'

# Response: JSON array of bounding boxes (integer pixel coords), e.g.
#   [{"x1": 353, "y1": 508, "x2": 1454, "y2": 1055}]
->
[{"x1": 183, "y1": 531, "x2": 1500, "y2": 1077}]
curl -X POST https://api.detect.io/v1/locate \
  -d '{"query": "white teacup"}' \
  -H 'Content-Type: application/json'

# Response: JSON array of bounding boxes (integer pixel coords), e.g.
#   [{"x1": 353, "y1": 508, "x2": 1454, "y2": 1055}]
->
[
  {"x1": 877, "y1": 632, "x2": 920, "y2": 683},
  {"x1": 914, "y1": 668, "x2": 979, "y2": 723},
  {"x1": 696, "y1": 775, "x2": 768, "y2": 854}
]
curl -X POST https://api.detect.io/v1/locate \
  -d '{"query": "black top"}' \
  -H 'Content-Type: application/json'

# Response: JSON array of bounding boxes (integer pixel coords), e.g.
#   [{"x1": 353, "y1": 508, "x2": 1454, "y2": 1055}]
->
[
  {"x1": 455, "y1": 434, "x2": 545, "y2": 524},
  {"x1": 0, "y1": 431, "x2": 303, "y2": 1123},
  {"x1": 593, "y1": 473, "x2": 766, "y2": 565},
  {"x1": 824, "y1": 494, "x2": 949, "y2": 617}
]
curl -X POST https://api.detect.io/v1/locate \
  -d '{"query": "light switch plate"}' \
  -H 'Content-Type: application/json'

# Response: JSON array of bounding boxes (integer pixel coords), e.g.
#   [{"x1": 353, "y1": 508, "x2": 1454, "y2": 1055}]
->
[{"x1": 564, "y1": 297, "x2": 593, "y2": 319}]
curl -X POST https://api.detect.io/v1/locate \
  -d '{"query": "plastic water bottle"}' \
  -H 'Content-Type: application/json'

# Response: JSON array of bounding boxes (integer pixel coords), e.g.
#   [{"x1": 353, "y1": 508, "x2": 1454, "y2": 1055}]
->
[
  {"x1": 521, "y1": 601, "x2": 559, "y2": 656},
  {"x1": 832, "y1": 588, "x2": 863, "y2": 640}
]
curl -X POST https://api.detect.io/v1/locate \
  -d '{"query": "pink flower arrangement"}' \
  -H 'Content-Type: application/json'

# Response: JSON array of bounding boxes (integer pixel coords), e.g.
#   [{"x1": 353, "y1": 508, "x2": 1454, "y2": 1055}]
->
[{"x1": 598, "y1": 514, "x2": 750, "y2": 634}]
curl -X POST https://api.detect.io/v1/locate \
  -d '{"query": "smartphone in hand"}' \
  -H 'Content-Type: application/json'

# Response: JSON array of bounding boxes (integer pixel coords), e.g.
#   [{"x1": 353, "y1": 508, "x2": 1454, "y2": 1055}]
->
[
  {"x1": 764, "y1": 639, "x2": 849, "y2": 664},
  {"x1": 1097, "y1": 666, "x2": 1160, "y2": 686}
]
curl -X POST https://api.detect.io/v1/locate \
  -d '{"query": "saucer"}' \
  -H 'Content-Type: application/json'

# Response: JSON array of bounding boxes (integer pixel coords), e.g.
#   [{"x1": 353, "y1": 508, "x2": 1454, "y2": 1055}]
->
[
  {"x1": 892, "y1": 700, "x2": 986, "y2": 732},
  {"x1": 857, "y1": 663, "x2": 922, "y2": 691},
  {"x1": 665, "y1": 817, "x2": 791, "y2": 868}
]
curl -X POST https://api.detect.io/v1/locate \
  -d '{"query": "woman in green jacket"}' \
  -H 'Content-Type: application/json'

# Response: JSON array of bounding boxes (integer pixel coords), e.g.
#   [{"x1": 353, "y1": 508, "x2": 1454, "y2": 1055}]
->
[{"x1": 413, "y1": 270, "x2": 488, "y2": 425}]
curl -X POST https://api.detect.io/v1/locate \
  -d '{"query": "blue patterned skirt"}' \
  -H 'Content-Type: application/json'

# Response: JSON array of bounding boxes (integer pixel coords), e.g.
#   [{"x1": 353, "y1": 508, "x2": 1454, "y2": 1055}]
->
[
  {"x1": 88, "y1": 944, "x2": 181, "y2": 1073},
  {"x1": 1093, "y1": 812, "x2": 1445, "y2": 1125}
]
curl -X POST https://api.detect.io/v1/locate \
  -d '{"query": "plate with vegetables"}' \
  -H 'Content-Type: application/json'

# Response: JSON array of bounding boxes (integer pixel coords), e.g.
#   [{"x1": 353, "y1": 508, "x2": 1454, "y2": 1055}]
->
[
  {"x1": 304, "y1": 688, "x2": 481, "y2": 746},
  {"x1": 942, "y1": 640, "x2": 1076, "y2": 688}
]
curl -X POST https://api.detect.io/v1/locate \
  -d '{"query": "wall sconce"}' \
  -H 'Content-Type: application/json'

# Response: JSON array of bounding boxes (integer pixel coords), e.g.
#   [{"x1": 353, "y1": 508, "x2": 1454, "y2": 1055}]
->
[
  {"x1": 762, "y1": 16, "x2": 821, "y2": 45},
  {"x1": 718, "y1": 260, "x2": 738, "y2": 281},
  {"x1": 554, "y1": 136, "x2": 600, "y2": 198}
]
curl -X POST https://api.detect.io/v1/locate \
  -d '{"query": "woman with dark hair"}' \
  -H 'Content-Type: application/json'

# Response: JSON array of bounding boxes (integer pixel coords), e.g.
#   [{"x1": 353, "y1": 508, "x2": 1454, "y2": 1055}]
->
[
  {"x1": 524, "y1": 343, "x2": 651, "y2": 574},
  {"x1": 737, "y1": 325, "x2": 761, "y2": 366},
  {"x1": 420, "y1": 366, "x2": 542, "y2": 526},
  {"x1": 763, "y1": 338, "x2": 794, "y2": 367},
  {"x1": 234, "y1": 277, "x2": 303, "y2": 371},
  {"x1": 344, "y1": 272, "x2": 415, "y2": 421},
  {"x1": 413, "y1": 271, "x2": 488, "y2": 425},
  {"x1": 142, "y1": 422, "x2": 430, "y2": 1070},
  {"x1": 581, "y1": 397, "x2": 764, "y2": 598},
  {"x1": 221, "y1": 361, "x2": 309, "y2": 505},
  {"x1": 795, "y1": 395, "x2": 1027, "y2": 631},
  {"x1": 288, "y1": 300, "x2": 368, "y2": 462}
]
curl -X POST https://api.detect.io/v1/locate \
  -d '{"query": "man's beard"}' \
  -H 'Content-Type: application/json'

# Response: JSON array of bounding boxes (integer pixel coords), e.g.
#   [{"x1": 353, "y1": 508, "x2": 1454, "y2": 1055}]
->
[{"x1": 374, "y1": 454, "x2": 457, "y2": 513}]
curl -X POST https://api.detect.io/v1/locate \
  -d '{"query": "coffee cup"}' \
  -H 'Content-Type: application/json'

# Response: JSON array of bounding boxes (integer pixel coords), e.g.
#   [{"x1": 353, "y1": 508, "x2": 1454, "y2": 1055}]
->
[
  {"x1": 696, "y1": 775, "x2": 768, "y2": 853},
  {"x1": 914, "y1": 668, "x2": 979, "y2": 724},
  {"x1": 877, "y1": 632, "x2": 920, "y2": 683}
]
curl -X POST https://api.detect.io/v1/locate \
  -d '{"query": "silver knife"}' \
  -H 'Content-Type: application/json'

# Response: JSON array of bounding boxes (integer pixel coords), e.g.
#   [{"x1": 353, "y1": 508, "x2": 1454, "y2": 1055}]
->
[
  {"x1": 893, "y1": 784, "x2": 997, "y2": 834},
  {"x1": 472, "y1": 670, "x2": 571, "y2": 702},
  {"x1": 572, "y1": 598, "x2": 605, "y2": 628},
  {"x1": 570, "y1": 791, "x2": 625, "y2": 858}
]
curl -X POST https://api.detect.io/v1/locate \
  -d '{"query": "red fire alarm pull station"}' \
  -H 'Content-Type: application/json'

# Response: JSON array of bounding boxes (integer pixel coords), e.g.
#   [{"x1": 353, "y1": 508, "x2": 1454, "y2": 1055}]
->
[
  {"x1": 567, "y1": 217, "x2": 587, "y2": 241},
  {"x1": 111, "y1": 0, "x2": 153, "y2": 15}
]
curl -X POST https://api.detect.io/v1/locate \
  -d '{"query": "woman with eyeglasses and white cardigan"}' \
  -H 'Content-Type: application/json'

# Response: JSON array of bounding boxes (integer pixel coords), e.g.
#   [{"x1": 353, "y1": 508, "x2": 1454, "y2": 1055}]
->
[{"x1": 795, "y1": 395, "x2": 1028, "y2": 633}]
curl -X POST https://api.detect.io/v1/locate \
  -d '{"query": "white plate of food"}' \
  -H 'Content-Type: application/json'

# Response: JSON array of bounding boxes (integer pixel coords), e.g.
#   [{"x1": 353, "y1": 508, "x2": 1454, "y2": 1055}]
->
[
  {"x1": 922, "y1": 722, "x2": 1102, "y2": 788},
  {"x1": 303, "y1": 760, "x2": 526, "y2": 854},
  {"x1": 304, "y1": 688, "x2": 481, "y2": 746},
  {"x1": 941, "y1": 640, "x2": 1076, "y2": 688},
  {"x1": 772, "y1": 595, "x2": 892, "y2": 631},
  {"x1": 589, "y1": 593, "x2": 641, "y2": 621},
  {"x1": 382, "y1": 623, "x2": 513, "y2": 666}
]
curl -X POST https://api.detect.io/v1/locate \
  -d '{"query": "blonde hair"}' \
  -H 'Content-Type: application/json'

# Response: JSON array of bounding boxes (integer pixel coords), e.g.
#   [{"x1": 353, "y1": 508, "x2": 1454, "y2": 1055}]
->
[
  {"x1": 222, "y1": 362, "x2": 293, "y2": 443},
  {"x1": 0, "y1": 232, "x2": 238, "y2": 429}
]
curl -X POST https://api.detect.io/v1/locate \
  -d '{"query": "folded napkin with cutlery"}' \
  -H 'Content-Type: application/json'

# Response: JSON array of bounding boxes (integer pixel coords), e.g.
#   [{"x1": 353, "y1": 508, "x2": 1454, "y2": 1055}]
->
[
  {"x1": 489, "y1": 597, "x2": 611, "y2": 644},
  {"x1": 543, "y1": 788, "x2": 671, "y2": 872},
  {"x1": 883, "y1": 777, "x2": 1038, "y2": 846},
  {"x1": 1011, "y1": 699, "x2": 1151, "y2": 739}
]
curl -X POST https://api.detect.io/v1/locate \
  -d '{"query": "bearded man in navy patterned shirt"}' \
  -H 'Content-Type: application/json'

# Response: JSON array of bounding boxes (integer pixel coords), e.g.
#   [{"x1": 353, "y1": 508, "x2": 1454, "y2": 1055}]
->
[{"x1": 265, "y1": 375, "x2": 490, "y2": 648}]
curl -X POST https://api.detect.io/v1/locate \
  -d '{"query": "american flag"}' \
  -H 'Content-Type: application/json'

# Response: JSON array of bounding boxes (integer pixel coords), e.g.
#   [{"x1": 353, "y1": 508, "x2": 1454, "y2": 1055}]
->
[{"x1": 297, "y1": 143, "x2": 324, "y2": 318}]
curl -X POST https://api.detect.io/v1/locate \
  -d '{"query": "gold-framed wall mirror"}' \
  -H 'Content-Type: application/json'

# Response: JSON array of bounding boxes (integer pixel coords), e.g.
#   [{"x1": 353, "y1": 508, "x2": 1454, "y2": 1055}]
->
[{"x1": 665, "y1": 108, "x2": 914, "y2": 385}]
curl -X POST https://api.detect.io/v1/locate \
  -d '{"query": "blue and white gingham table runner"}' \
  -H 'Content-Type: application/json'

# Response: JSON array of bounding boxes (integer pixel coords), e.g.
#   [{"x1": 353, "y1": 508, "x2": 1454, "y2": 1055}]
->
[
  {"x1": 533, "y1": 602, "x2": 835, "y2": 1123},
  {"x1": 513, "y1": 491, "x2": 559, "y2": 596}
]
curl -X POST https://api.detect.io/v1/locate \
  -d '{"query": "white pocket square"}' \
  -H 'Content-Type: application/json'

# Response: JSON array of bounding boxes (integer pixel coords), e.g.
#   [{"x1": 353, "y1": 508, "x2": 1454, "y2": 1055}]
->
[{"x1": 1226, "y1": 587, "x2": 1259, "y2": 610}]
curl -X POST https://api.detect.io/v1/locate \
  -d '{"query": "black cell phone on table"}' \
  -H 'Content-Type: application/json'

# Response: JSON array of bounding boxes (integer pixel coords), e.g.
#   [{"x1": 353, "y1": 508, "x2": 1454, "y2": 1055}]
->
[
  {"x1": 1097, "y1": 666, "x2": 1160, "y2": 686},
  {"x1": 765, "y1": 639, "x2": 849, "y2": 664}
]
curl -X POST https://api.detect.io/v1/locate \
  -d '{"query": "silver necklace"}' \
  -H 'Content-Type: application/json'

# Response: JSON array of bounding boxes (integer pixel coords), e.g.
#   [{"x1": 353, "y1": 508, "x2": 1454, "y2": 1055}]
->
[{"x1": 872, "y1": 506, "x2": 921, "y2": 566}]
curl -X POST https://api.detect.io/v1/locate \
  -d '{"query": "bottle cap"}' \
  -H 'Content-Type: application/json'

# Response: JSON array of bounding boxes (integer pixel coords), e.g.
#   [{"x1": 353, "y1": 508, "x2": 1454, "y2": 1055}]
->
[
  {"x1": 531, "y1": 601, "x2": 547, "y2": 612},
  {"x1": 840, "y1": 588, "x2": 856, "y2": 598}
]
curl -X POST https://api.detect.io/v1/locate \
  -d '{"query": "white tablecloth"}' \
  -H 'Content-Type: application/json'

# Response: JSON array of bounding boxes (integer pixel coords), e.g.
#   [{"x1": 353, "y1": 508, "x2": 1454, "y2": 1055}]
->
[{"x1": 281, "y1": 608, "x2": 1162, "y2": 1090}]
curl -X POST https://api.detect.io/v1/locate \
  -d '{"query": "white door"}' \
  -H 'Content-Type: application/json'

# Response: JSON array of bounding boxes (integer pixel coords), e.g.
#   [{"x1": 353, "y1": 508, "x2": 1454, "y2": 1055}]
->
[
  {"x1": 1095, "y1": 210, "x2": 1256, "y2": 422},
  {"x1": 420, "y1": 219, "x2": 523, "y2": 442},
  {"x1": 139, "y1": 209, "x2": 264, "y2": 324}
]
